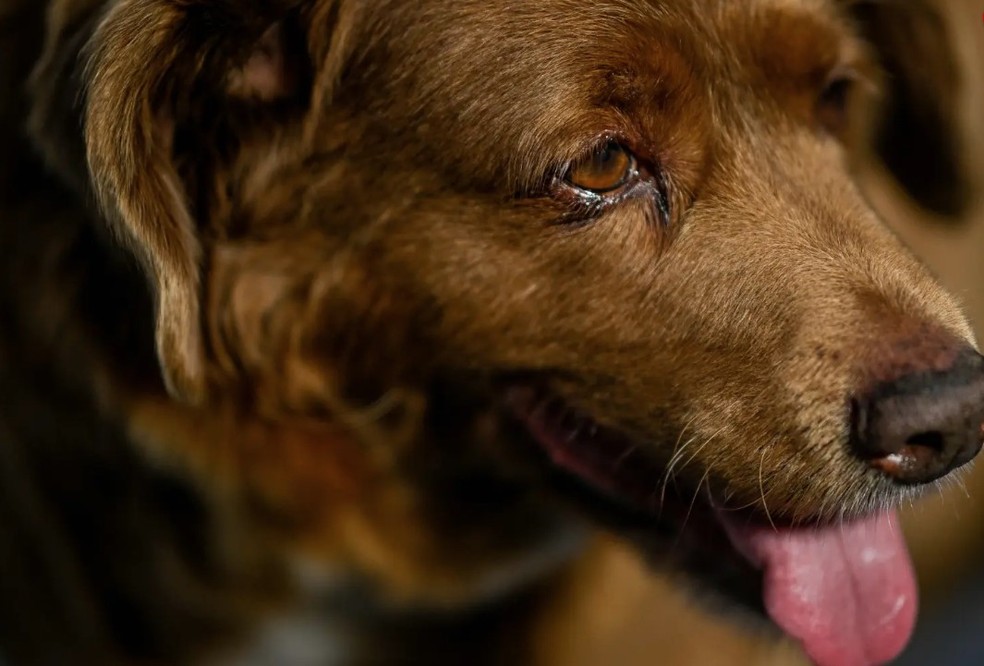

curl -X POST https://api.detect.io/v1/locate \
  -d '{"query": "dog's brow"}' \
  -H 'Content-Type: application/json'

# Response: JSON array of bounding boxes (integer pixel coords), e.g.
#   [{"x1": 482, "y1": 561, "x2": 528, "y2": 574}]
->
[{"x1": 742, "y1": 3, "x2": 864, "y2": 81}]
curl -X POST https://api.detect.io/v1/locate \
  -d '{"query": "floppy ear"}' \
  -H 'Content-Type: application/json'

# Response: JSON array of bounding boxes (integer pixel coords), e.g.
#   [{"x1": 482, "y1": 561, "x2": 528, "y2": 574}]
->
[
  {"x1": 82, "y1": 0, "x2": 310, "y2": 403},
  {"x1": 851, "y1": 0, "x2": 973, "y2": 217}
]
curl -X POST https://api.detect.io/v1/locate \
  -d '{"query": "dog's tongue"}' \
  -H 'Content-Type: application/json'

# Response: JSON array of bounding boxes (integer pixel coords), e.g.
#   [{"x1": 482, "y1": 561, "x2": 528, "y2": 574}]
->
[{"x1": 719, "y1": 511, "x2": 917, "y2": 666}]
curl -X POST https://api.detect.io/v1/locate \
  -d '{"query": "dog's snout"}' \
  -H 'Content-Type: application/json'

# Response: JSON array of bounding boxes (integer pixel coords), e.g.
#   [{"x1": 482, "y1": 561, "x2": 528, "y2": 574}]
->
[{"x1": 851, "y1": 348, "x2": 984, "y2": 485}]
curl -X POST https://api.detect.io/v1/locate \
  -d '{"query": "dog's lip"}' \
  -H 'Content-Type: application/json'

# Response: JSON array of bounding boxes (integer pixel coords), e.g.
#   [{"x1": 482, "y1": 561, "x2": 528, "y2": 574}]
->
[
  {"x1": 503, "y1": 386, "x2": 918, "y2": 666},
  {"x1": 502, "y1": 385, "x2": 747, "y2": 522},
  {"x1": 501, "y1": 386, "x2": 765, "y2": 602}
]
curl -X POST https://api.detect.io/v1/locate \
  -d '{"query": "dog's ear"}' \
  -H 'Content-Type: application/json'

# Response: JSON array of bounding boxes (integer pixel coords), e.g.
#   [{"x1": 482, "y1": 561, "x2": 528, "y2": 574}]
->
[
  {"x1": 851, "y1": 0, "x2": 972, "y2": 217},
  {"x1": 83, "y1": 1, "x2": 312, "y2": 403}
]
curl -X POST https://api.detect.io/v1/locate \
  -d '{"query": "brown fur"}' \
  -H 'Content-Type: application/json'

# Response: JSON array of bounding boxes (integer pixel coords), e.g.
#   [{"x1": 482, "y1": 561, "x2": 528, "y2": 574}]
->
[{"x1": 0, "y1": 0, "x2": 981, "y2": 663}]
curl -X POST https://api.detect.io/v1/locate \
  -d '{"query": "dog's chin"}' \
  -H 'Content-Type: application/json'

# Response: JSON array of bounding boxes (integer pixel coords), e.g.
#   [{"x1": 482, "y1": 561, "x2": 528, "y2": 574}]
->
[{"x1": 502, "y1": 386, "x2": 919, "y2": 666}]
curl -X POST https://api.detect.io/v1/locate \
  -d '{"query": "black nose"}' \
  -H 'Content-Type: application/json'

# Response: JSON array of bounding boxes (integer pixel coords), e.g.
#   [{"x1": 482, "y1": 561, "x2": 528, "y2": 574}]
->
[{"x1": 851, "y1": 348, "x2": 984, "y2": 484}]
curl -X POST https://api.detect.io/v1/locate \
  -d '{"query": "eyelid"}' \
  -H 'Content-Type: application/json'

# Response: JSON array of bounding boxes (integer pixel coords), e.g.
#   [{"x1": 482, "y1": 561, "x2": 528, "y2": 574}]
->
[{"x1": 824, "y1": 63, "x2": 878, "y2": 98}]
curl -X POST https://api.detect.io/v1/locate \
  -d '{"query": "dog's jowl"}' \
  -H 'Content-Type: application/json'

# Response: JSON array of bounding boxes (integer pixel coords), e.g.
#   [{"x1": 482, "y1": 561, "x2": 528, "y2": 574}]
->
[{"x1": 0, "y1": 0, "x2": 981, "y2": 665}]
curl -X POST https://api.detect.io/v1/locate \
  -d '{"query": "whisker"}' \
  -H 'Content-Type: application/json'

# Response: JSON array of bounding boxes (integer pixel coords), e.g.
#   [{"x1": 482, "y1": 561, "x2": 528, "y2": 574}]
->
[
  {"x1": 758, "y1": 448, "x2": 777, "y2": 532},
  {"x1": 680, "y1": 468, "x2": 711, "y2": 533},
  {"x1": 652, "y1": 427, "x2": 700, "y2": 515},
  {"x1": 656, "y1": 422, "x2": 731, "y2": 523},
  {"x1": 661, "y1": 414, "x2": 702, "y2": 483},
  {"x1": 671, "y1": 468, "x2": 712, "y2": 553},
  {"x1": 611, "y1": 443, "x2": 638, "y2": 472},
  {"x1": 657, "y1": 425, "x2": 723, "y2": 515},
  {"x1": 714, "y1": 496, "x2": 762, "y2": 513}
]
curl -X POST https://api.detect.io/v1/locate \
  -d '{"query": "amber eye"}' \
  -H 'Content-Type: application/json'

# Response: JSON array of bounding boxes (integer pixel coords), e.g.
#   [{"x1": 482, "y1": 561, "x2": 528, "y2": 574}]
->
[{"x1": 565, "y1": 140, "x2": 636, "y2": 193}]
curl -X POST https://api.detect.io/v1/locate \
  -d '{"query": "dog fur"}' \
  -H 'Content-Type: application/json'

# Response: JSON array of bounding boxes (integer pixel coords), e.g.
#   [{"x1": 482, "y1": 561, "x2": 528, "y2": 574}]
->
[{"x1": 0, "y1": 0, "x2": 981, "y2": 663}]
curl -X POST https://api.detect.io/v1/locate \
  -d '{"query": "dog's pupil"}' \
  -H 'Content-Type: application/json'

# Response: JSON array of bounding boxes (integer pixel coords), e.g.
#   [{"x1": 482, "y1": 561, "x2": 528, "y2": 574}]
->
[{"x1": 595, "y1": 142, "x2": 619, "y2": 171}]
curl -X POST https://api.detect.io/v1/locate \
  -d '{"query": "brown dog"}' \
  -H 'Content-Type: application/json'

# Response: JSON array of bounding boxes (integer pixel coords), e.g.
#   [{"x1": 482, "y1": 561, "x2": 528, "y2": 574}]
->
[{"x1": 1, "y1": 0, "x2": 982, "y2": 664}]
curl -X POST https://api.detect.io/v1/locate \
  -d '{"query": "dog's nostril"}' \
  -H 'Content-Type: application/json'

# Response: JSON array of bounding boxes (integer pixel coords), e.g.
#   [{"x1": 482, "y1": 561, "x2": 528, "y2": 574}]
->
[
  {"x1": 904, "y1": 431, "x2": 945, "y2": 453},
  {"x1": 851, "y1": 348, "x2": 984, "y2": 485}
]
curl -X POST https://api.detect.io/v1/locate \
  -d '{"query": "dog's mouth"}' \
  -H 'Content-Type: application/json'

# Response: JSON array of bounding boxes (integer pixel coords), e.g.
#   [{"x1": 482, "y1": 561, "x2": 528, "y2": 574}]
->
[{"x1": 504, "y1": 387, "x2": 917, "y2": 666}]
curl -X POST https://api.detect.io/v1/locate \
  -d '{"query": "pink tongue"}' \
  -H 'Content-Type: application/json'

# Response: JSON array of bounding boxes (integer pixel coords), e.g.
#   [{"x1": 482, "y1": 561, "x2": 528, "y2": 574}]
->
[{"x1": 719, "y1": 511, "x2": 917, "y2": 666}]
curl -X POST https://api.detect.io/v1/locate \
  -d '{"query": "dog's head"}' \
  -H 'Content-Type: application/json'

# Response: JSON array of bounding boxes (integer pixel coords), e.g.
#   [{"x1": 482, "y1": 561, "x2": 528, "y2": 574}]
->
[{"x1": 29, "y1": 0, "x2": 984, "y2": 663}]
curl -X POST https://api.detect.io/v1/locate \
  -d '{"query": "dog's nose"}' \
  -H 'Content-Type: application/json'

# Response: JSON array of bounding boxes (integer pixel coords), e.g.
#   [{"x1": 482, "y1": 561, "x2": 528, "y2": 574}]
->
[{"x1": 851, "y1": 348, "x2": 984, "y2": 484}]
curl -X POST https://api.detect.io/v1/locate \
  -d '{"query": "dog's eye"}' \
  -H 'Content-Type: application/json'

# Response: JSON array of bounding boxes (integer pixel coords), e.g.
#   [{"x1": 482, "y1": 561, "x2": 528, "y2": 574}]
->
[
  {"x1": 816, "y1": 70, "x2": 857, "y2": 136},
  {"x1": 565, "y1": 140, "x2": 636, "y2": 193}
]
